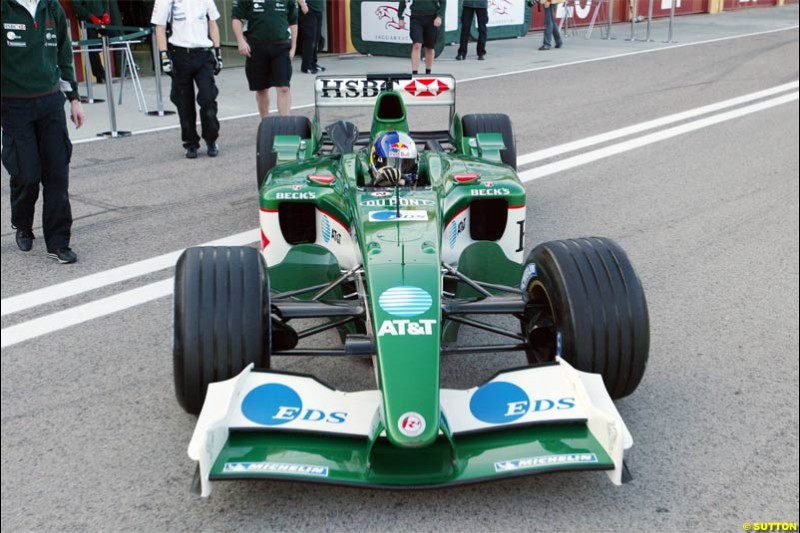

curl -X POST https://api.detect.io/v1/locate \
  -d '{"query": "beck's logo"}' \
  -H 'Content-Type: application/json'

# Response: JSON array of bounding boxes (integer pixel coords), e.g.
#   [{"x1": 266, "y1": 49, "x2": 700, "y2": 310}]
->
[{"x1": 403, "y1": 79, "x2": 451, "y2": 97}]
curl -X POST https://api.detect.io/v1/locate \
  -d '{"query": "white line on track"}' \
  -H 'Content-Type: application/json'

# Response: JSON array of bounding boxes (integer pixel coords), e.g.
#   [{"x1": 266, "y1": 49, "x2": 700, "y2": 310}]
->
[
  {"x1": 0, "y1": 229, "x2": 258, "y2": 317},
  {"x1": 2, "y1": 90, "x2": 797, "y2": 348},
  {"x1": 69, "y1": 25, "x2": 799, "y2": 145},
  {"x1": 516, "y1": 81, "x2": 799, "y2": 166},
  {"x1": 1, "y1": 280, "x2": 173, "y2": 348},
  {"x1": 517, "y1": 91, "x2": 799, "y2": 183}
]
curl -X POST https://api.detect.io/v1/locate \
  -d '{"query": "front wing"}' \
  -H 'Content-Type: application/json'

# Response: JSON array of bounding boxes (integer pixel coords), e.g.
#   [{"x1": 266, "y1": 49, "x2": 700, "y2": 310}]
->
[{"x1": 189, "y1": 358, "x2": 633, "y2": 496}]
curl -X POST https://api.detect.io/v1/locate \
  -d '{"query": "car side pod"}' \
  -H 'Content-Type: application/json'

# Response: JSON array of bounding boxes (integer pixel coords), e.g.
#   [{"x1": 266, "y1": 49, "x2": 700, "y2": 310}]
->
[{"x1": 187, "y1": 358, "x2": 632, "y2": 497}]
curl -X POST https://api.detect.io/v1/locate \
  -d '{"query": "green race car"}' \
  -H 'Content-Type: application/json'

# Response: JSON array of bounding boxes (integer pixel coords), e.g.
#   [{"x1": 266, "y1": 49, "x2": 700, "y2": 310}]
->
[{"x1": 173, "y1": 74, "x2": 649, "y2": 496}]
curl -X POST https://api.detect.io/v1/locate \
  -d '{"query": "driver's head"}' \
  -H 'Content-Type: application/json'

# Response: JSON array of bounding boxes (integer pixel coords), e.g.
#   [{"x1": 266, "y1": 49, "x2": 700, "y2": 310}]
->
[{"x1": 370, "y1": 131, "x2": 419, "y2": 186}]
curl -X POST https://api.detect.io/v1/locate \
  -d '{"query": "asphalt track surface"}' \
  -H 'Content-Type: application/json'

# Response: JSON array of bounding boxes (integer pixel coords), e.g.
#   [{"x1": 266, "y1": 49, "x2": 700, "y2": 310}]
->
[{"x1": 2, "y1": 26, "x2": 799, "y2": 533}]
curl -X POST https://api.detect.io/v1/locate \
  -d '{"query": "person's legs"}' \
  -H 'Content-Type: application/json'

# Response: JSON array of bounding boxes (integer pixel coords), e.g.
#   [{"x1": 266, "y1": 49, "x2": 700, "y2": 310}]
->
[
  {"x1": 1, "y1": 98, "x2": 41, "y2": 235},
  {"x1": 422, "y1": 16, "x2": 438, "y2": 72},
  {"x1": 313, "y1": 10, "x2": 323, "y2": 68},
  {"x1": 411, "y1": 43, "x2": 422, "y2": 73},
  {"x1": 194, "y1": 51, "x2": 220, "y2": 145},
  {"x1": 476, "y1": 8, "x2": 489, "y2": 57},
  {"x1": 170, "y1": 51, "x2": 201, "y2": 148},
  {"x1": 542, "y1": 6, "x2": 554, "y2": 48},
  {"x1": 270, "y1": 43, "x2": 293, "y2": 116},
  {"x1": 86, "y1": 27, "x2": 106, "y2": 82},
  {"x1": 36, "y1": 92, "x2": 73, "y2": 251},
  {"x1": 458, "y1": 7, "x2": 474, "y2": 57},
  {"x1": 552, "y1": 7, "x2": 563, "y2": 47},
  {"x1": 276, "y1": 87, "x2": 291, "y2": 116},
  {"x1": 299, "y1": 10, "x2": 317, "y2": 71},
  {"x1": 255, "y1": 89, "x2": 270, "y2": 118}
]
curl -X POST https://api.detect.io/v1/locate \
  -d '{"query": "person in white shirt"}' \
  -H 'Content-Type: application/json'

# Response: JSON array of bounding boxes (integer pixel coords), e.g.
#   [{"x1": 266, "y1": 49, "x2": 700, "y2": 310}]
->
[{"x1": 151, "y1": 0, "x2": 223, "y2": 158}]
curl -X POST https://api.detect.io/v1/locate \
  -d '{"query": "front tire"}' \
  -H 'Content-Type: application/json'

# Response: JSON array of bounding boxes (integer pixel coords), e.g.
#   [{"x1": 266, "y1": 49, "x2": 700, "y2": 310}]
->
[
  {"x1": 256, "y1": 116, "x2": 312, "y2": 190},
  {"x1": 461, "y1": 113, "x2": 517, "y2": 170},
  {"x1": 520, "y1": 237, "x2": 649, "y2": 399},
  {"x1": 173, "y1": 246, "x2": 271, "y2": 415}
]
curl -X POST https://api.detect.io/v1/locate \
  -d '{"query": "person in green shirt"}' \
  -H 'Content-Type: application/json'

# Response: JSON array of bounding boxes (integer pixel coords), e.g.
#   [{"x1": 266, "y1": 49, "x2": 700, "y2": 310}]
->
[
  {"x1": 397, "y1": 0, "x2": 444, "y2": 74},
  {"x1": 1, "y1": 0, "x2": 85, "y2": 263},
  {"x1": 232, "y1": 0, "x2": 299, "y2": 118}
]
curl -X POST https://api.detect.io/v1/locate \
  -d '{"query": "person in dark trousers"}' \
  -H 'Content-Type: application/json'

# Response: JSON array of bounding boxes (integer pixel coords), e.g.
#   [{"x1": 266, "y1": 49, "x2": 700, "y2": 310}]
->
[
  {"x1": 151, "y1": 0, "x2": 223, "y2": 159},
  {"x1": 298, "y1": 0, "x2": 324, "y2": 74},
  {"x1": 1, "y1": 0, "x2": 86, "y2": 264},
  {"x1": 539, "y1": 0, "x2": 564, "y2": 50},
  {"x1": 232, "y1": 0, "x2": 298, "y2": 119},
  {"x1": 398, "y1": 0, "x2": 444, "y2": 74},
  {"x1": 72, "y1": 0, "x2": 115, "y2": 83},
  {"x1": 456, "y1": 0, "x2": 488, "y2": 61}
]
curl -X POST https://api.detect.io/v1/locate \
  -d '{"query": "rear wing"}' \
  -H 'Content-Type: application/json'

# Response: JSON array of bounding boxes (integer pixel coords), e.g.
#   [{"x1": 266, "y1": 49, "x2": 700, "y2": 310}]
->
[{"x1": 314, "y1": 73, "x2": 456, "y2": 123}]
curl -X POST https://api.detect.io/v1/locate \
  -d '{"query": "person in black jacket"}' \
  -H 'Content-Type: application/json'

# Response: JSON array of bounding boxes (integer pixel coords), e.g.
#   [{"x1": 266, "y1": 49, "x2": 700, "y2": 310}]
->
[
  {"x1": 456, "y1": 0, "x2": 488, "y2": 61},
  {"x1": 2, "y1": 0, "x2": 85, "y2": 263}
]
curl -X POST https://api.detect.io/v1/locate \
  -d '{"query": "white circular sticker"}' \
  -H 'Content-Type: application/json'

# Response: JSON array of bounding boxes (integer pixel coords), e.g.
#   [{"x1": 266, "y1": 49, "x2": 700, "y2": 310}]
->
[{"x1": 397, "y1": 412, "x2": 426, "y2": 437}]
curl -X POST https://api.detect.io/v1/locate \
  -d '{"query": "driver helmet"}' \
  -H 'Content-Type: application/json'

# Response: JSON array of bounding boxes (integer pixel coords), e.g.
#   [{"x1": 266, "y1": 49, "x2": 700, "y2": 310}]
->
[{"x1": 370, "y1": 131, "x2": 419, "y2": 185}]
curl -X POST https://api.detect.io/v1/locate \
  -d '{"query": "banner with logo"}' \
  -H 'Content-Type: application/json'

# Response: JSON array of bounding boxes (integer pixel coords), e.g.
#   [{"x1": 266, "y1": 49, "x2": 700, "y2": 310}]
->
[
  {"x1": 350, "y1": 0, "x2": 449, "y2": 58},
  {"x1": 470, "y1": 0, "x2": 532, "y2": 40}
]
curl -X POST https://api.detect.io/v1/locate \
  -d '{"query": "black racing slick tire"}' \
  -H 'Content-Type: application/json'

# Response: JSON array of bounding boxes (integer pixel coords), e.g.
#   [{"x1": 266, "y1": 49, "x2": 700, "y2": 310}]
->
[
  {"x1": 520, "y1": 237, "x2": 650, "y2": 399},
  {"x1": 173, "y1": 246, "x2": 271, "y2": 415},
  {"x1": 256, "y1": 116, "x2": 312, "y2": 190},
  {"x1": 461, "y1": 113, "x2": 517, "y2": 170}
]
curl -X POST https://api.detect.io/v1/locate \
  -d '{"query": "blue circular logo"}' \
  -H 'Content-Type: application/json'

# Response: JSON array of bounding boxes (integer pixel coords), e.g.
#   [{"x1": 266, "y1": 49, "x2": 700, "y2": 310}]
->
[
  {"x1": 379, "y1": 286, "x2": 432, "y2": 317},
  {"x1": 241, "y1": 383, "x2": 302, "y2": 426},
  {"x1": 469, "y1": 382, "x2": 530, "y2": 424},
  {"x1": 372, "y1": 211, "x2": 399, "y2": 221}
]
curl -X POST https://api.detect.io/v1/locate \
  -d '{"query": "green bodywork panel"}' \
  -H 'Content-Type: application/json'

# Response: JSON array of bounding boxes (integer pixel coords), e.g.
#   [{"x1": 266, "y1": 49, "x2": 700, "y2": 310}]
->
[
  {"x1": 258, "y1": 91, "x2": 528, "y2": 452},
  {"x1": 210, "y1": 423, "x2": 613, "y2": 487}
]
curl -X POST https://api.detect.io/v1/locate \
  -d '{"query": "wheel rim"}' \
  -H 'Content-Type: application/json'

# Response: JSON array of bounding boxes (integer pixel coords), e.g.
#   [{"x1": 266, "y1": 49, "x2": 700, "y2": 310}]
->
[{"x1": 523, "y1": 282, "x2": 558, "y2": 364}]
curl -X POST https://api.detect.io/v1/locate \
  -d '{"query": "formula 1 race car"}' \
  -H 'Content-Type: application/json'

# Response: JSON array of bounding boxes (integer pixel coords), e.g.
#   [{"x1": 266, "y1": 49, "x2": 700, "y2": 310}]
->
[{"x1": 172, "y1": 74, "x2": 649, "y2": 497}]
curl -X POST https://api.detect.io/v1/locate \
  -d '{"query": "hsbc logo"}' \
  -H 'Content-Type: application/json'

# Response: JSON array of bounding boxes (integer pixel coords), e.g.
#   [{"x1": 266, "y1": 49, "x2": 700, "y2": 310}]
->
[
  {"x1": 403, "y1": 78, "x2": 451, "y2": 97},
  {"x1": 319, "y1": 78, "x2": 389, "y2": 99}
]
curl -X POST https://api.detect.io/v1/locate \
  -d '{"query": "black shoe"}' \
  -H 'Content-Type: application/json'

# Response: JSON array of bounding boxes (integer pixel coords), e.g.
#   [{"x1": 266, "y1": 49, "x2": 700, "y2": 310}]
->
[
  {"x1": 207, "y1": 143, "x2": 219, "y2": 157},
  {"x1": 185, "y1": 146, "x2": 198, "y2": 159},
  {"x1": 478, "y1": 54, "x2": 486, "y2": 60},
  {"x1": 539, "y1": 45, "x2": 551, "y2": 51},
  {"x1": 47, "y1": 247, "x2": 78, "y2": 264},
  {"x1": 301, "y1": 67, "x2": 318, "y2": 74},
  {"x1": 15, "y1": 228, "x2": 34, "y2": 252},
  {"x1": 555, "y1": 43, "x2": 563, "y2": 48},
  {"x1": 95, "y1": 77, "x2": 105, "y2": 84},
  {"x1": 314, "y1": 65, "x2": 326, "y2": 72},
  {"x1": 455, "y1": 53, "x2": 465, "y2": 61}
]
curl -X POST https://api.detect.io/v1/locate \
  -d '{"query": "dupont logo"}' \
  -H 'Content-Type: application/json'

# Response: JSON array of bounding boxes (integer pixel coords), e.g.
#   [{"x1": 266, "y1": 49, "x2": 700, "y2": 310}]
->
[
  {"x1": 397, "y1": 412, "x2": 426, "y2": 437},
  {"x1": 403, "y1": 78, "x2": 450, "y2": 97},
  {"x1": 378, "y1": 286, "x2": 432, "y2": 317}
]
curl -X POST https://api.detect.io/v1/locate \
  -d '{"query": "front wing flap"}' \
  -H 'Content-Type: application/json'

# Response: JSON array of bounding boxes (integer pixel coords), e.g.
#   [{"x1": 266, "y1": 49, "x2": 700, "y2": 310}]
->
[{"x1": 188, "y1": 358, "x2": 632, "y2": 496}]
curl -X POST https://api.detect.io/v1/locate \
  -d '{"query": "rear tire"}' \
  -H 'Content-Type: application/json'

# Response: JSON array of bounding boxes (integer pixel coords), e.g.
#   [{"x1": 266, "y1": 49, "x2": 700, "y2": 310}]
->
[
  {"x1": 256, "y1": 116, "x2": 312, "y2": 190},
  {"x1": 461, "y1": 113, "x2": 517, "y2": 170},
  {"x1": 174, "y1": 246, "x2": 271, "y2": 415},
  {"x1": 520, "y1": 237, "x2": 649, "y2": 399}
]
